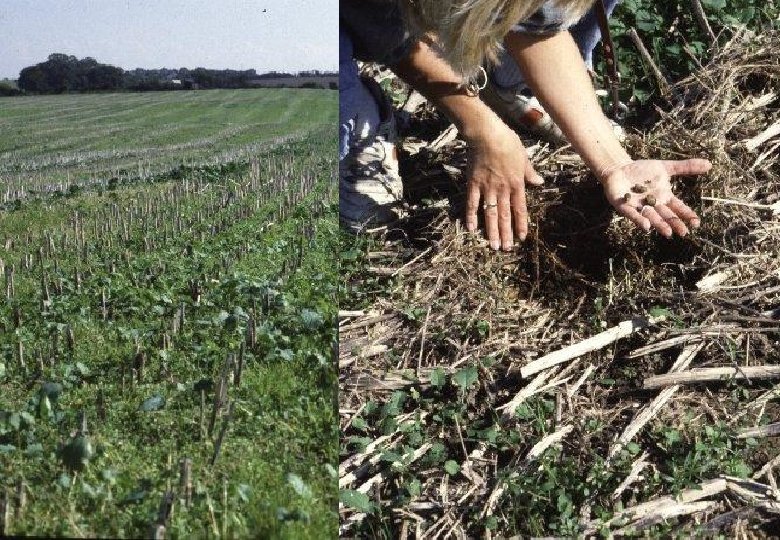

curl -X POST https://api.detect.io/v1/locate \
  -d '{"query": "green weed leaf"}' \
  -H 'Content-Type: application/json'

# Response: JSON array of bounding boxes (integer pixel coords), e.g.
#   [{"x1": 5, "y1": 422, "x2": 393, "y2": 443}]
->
[
  {"x1": 452, "y1": 366, "x2": 478, "y2": 390},
  {"x1": 429, "y1": 368, "x2": 446, "y2": 388},
  {"x1": 444, "y1": 460, "x2": 460, "y2": 475},
  {"x1": 340, "y1": 489, "x2": 374, "y2": 513},
  {"x1": 237, "y1": 484, "x2": 252, "y2": 502},
  {"x1": 287, "y1": 473, "x2": 312, "y2": 499}
]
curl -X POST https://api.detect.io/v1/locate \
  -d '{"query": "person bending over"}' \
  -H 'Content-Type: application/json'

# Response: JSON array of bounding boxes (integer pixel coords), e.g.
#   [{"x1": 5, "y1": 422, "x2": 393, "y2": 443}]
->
[{"x1": 339, "y1": 0, "x2": 711, "y2": 251}]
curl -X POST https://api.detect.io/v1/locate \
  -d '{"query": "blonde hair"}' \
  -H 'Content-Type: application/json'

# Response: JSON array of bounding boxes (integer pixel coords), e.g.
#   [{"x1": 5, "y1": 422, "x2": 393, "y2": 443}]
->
[{"x1": 402, "y1": 0, "x2": 596, "y2": 78}]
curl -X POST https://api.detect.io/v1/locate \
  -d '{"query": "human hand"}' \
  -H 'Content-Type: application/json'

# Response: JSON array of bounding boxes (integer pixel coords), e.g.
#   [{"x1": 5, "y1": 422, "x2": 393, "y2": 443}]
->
[
  {"x1": 600, "y1": 159, "x2": 712, "y2": 238},
  {"x1": 464, "y1": 122, "x2": 544, "y2": 251}
]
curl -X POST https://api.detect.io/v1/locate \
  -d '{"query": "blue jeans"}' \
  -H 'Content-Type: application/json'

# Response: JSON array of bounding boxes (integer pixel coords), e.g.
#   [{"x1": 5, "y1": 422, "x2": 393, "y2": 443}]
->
[{"x1": 340, "y1": 28, "x2": 381, "y2": 161}]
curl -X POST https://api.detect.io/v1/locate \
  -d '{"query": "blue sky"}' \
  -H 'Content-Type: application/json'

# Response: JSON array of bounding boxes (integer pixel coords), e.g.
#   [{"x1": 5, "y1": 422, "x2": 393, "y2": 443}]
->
[{"x1": 0, "y1": 0, "x2": 337, "y2": 78}]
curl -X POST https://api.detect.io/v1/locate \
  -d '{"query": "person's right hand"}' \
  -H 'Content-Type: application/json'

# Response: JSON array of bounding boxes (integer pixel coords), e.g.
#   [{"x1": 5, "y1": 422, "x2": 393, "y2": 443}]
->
[
  {"x1": 464, "y1": 119, "x2": 544, "y2": 251},
  {"x1": 600, "y1": 158, "x2": 711, "y2": 238}
]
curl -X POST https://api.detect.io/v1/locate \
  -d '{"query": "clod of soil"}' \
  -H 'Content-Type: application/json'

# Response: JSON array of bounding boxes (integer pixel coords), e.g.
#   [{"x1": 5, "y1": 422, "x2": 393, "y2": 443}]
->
[
  {"x1": 645, "y1": 194, "x2": 657, "y2": 206},
  {"x1": 631, "y1": 184, "x2": 647, "y2": 194},
  {"x1": 622, "y1": 192, "x2": 631, "y2": 203}
]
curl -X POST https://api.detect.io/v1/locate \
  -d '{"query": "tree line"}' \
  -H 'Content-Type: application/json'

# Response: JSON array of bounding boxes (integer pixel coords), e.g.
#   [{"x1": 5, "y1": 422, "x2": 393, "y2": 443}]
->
[{"x1": 14, "y1": 54, "x2": 337, "y2": 94}]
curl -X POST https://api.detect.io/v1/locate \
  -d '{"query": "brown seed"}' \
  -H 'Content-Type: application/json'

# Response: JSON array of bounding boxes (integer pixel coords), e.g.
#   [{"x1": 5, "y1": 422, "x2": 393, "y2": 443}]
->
[
  {"x1": 631, "y1": 185, "x2": 647, "y2": 194},
  {"x1": 645, "y1": 194, "x2": 657, "y2": 206}
]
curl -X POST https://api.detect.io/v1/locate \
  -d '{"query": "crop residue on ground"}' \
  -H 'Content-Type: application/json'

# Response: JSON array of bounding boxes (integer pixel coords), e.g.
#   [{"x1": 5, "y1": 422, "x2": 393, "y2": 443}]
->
[{"x1": 340, "y1": 30, "x2": 780, "y2": 537}]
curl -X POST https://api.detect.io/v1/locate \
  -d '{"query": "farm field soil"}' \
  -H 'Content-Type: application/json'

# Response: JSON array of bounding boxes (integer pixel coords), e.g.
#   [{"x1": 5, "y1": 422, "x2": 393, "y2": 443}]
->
[
  {"x1": 339, "y1": 32, "x2": 780, "y2": 537},
  {"x1": 0, "y1": 89, "x2": 338, "y2": 538}
]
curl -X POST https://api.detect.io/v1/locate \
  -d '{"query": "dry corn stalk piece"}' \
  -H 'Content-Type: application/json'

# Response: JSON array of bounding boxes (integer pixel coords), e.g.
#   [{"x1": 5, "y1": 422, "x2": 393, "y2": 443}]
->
[
  {"x1": 608, "y1": 343, "x2": 704, "y2": 459},
  {"x1": 584, "y1": 478, "x2": 727, "y2": 534},
  {"x1": 738, "y1": 423, "x2": 780, "y2": 439},
  {"x1": 643, "y1": 366, "x2": 780, "y2": 390},
  {"x1": 614, "y1": 501, "x2": 718, "y2": 536},
  {"x1": 612, "y1": 452, "x2": 651, "y2": 501},
  {"x1": 483, "y1": 424, "x2": 575, "y2": 519},
  {"x1": 521, "y1": 316, "x2": 665, "y2": 379}
]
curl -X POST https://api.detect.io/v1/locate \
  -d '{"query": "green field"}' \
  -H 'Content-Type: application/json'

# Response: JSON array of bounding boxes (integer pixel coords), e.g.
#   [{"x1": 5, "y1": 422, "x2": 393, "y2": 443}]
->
[
  {"x1": 0, "y1": 89, "x2": 338, "y2": 538},
  {"x1": 0, "y1": 89, "x2": 333, "y2": 202}
]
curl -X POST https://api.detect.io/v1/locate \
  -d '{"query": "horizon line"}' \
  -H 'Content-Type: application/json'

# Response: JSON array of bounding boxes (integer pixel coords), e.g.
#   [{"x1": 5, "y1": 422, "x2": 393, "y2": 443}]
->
[{"x1": 0, "y1": 65, "x2": 339, "y2": 81}]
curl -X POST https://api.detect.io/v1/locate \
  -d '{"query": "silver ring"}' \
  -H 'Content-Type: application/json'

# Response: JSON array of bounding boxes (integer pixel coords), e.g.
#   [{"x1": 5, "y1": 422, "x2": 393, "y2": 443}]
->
[{"x1": 483, "y1": 202, "x2": 498, "y2": 210}]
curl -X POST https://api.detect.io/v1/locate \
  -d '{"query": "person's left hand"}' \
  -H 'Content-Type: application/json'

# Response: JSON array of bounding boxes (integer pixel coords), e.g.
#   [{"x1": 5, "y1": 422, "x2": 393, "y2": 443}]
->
[
  {"x1": 463, "y1": 118, "x2": 544, "y2": 251},
  {"x1": 600, "y1": 159, "x2": 712, "y2": 238}
]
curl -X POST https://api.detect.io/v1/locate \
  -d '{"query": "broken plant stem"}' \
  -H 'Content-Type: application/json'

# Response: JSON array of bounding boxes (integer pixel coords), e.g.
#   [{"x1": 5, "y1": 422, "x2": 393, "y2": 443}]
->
[
  {"x1": 521, "y1": 316, "x2": 664, "y2": 379},
  {"x1": 643, "y1": 365, "x2": 780, "y2": 390}
]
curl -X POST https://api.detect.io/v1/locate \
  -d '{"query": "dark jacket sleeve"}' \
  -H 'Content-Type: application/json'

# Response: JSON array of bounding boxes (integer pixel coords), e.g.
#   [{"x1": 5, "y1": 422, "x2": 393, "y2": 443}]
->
[{"x1": 340, "y1": 0, "x2": 417, "y2": 65}]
